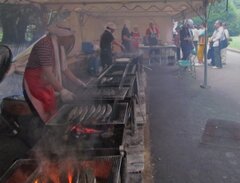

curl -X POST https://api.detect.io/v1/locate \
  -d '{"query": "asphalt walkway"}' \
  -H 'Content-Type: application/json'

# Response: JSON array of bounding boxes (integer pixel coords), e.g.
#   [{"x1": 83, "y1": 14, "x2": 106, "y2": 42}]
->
[{"x1": 147, "y1": 51, "x2": 240, "y2": 183}]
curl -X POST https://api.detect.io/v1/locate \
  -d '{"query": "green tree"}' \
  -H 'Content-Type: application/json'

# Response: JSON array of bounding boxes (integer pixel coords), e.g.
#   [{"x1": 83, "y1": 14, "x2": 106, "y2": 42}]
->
[
  {"x1": 193, "y1": 0, "x2": 240, "y2": 36},
  {"x1": 0, "y1": 4, "x2": 47, "y2": 44}
]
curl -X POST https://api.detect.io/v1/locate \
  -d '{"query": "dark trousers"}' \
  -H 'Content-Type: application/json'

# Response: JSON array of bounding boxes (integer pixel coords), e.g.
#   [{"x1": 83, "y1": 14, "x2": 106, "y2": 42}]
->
[
  {"x1": 181, "y1": 44, "x2": 192, "y2": 60},
  {"x1": 176, "y1": 47, "x2": 181, "y2": 61},
  {"x1": 149, "y1": 47, "x2": 160, "y2": 63},
  {"x1": 100, "y1": 50, "x2": 112, "y2": 68},
  {"x1": 213, "y1": 46, "x2": 222, "y2": 68}
]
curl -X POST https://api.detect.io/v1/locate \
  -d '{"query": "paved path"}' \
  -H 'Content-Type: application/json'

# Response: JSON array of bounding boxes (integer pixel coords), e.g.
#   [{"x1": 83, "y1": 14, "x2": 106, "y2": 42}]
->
[{"x1": 147, "y1": 50, "x2": 240, "y2": 183}]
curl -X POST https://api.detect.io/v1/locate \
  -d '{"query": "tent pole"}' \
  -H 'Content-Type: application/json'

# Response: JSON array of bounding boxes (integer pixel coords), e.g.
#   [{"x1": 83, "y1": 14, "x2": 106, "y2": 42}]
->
[{"x1": 200, "y1": 0, "x2": 209, "y2": 89}]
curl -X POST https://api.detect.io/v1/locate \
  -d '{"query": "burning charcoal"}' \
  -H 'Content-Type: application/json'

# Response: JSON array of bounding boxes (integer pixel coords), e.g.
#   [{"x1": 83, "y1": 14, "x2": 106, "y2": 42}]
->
[
  {"x1": 96, "y1": 105, "x2": 106, "y2": 120},
  {"x1": 59, "y1": 166, "x2": 79, "y2": 183}
]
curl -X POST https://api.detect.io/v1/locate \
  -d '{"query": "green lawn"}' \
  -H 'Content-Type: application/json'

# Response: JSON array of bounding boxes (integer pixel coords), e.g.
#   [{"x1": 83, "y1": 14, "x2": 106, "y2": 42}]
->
[
  {"x1": 229, "y1": 36, "x2": 240, "y2": 50},
  {"x1": 0, "y1": 31, "x2": 2, "y2": 42}
]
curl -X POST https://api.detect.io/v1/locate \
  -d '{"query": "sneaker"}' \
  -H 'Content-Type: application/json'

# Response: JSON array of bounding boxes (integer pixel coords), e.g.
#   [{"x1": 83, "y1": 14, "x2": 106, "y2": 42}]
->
[
  {"x1": 212, "y1": 66, "x2": 218, "y2": 69},
  {"x1": 195, "y1": 63, "x2": 203, "y2": 66}
]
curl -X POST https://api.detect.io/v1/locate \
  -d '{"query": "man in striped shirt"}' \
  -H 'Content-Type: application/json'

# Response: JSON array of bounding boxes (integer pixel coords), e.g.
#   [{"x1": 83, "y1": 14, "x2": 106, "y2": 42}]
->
[{"x1": 23, "y1": 20, "x2": 86, "y2": 122}]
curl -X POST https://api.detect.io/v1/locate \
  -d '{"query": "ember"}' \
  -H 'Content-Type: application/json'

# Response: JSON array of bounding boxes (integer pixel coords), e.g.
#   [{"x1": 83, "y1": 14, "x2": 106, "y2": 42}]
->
[
  {"x1": 70, "y1": 125, "x2": 101, "y2": 135},
  {"x1": 24, "y1": 158, "x2": 115, "y2": 183}
]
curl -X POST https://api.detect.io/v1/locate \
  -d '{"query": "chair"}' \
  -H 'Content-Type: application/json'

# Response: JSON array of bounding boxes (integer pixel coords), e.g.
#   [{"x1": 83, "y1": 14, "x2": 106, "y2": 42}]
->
[{"x1": 177, "y1": 53, "x2": 196, "y2": 78}]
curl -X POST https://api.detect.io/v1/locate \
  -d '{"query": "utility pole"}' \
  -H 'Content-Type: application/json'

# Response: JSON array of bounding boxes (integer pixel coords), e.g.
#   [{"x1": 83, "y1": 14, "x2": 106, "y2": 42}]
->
[{"x1": 200, "y1": 0, "x2": 210, "y2": 89}]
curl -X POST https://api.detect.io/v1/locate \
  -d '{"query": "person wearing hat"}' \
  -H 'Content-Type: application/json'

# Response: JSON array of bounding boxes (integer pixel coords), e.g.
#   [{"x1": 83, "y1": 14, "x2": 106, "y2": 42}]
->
[
  {"x1": 23, "y1": 19, "x2": 86, "y2": 122},
  {"x1": 100, "y1": 22, "x2": 124, "y2": 68},
  {"x1": 179, "y1": 19, "x2": 194, "y2": 60},
  {"x1": 131, "y1": 25, "x2": 141, "y2": 52}
]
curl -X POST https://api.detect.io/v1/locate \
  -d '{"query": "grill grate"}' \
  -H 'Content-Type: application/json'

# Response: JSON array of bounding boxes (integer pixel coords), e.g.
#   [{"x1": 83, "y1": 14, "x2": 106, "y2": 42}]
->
[
  {"x1": 47, "y1": 102, "x2": 128, "y2": 126},
  {"x1": 105, "y1": 63, "x2": 137, "y2": 76},
  {"x1": 76, "y1": 87, "x2": 129, "y2": 101},
  {"x1": 98, "y1": 75, "x2": 135, "y2": 88},
  {"x1": 1, "y1": 156, "x2": 122, "y2": 183},
  {"x1": 0, "y1": 159, "x2": 37, "y2": 183}
]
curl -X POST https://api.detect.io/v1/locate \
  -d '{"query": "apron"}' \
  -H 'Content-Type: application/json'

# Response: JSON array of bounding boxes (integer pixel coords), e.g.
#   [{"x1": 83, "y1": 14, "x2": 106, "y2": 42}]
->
[
  {"x1": 24, "y1": 68, "x2": 56, "y2": 122},
  {"x1": 23, "y1": 35, "x2": 64, "y2": 123}
]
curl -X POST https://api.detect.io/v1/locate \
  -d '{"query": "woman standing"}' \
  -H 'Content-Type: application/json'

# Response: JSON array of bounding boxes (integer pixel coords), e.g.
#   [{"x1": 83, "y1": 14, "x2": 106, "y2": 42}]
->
[
  {"x1": 131, "y1": 25, "x2": 141, "y2": 52},
  {"x1": 197, "y1": 23, "x2": 206, "y2": 65}
]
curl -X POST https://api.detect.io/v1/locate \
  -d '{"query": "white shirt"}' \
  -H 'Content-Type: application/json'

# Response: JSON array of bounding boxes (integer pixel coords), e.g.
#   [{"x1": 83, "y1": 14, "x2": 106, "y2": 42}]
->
[
  {"x1": 211, "y1": 26, "x2": 224, "y2": 47},
  {"x1": 192, "y1": 28, "x2": 199, "y2": 41},
  {"x1": 198, "y1": 28, "x2": 205, "y2": 37}
]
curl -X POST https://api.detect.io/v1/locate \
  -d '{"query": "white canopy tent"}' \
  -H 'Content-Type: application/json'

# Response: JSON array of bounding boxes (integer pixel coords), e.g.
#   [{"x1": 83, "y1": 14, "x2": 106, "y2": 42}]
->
[{"x1": 1, "y1": 0, "x2": 222, "y2": 86}]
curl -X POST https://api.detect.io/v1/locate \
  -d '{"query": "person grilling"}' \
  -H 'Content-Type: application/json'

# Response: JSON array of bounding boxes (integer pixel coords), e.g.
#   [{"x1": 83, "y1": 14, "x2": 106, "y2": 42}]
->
[
  {"x1": 23, "y1": 19, "x2": 87, "y2": 123},
  {"x1": 100, "y1": 22, "x2": 124, "y2": 68}
]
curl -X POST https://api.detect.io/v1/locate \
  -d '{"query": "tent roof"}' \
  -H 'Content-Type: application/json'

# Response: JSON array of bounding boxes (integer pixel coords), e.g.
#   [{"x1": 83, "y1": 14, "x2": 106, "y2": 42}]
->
[
  {"x1": 0, "y1": 0, "x2": 219, "y2": 3},
  {"x1": 0, "y1": 0, "x2": 222, "y2": 20}
]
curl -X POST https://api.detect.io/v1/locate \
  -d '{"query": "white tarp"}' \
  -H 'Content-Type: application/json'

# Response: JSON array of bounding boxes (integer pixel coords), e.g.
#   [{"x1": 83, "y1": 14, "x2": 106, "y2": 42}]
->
[{"x1": 1, "y1": 0, "x2": 221, "y2": 75}]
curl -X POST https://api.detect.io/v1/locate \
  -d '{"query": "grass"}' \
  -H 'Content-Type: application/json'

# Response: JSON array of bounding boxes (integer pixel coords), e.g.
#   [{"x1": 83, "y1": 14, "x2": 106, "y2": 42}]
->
[
  {"x1": 229, "y1": 36, "x2": 240, "y2": 50},
  {"x1": 0, "y1": 31, "x2": 2, "y2": 42}
]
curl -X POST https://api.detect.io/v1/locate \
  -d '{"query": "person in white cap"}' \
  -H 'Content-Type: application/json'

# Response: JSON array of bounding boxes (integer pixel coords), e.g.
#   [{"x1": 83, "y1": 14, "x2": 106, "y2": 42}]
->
[
  {"x1": 23, "y1": 19, "x2": 86, "y2": 122},
  {"x1": 179, "y1": 19, "x2": 194, "y2": 60},
  {"x1": 100, "y1": 22, "x2": 124, "y2": 68}
]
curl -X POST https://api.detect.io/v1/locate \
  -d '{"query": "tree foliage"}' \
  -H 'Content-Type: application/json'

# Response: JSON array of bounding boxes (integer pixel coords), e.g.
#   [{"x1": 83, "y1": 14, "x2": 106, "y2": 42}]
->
[
  {"x1": 0, "y1": 4, "x2": 47, "y2": 44},
  {"x1": 193, "y1": 0, "x2": 240, "y2": 36}
]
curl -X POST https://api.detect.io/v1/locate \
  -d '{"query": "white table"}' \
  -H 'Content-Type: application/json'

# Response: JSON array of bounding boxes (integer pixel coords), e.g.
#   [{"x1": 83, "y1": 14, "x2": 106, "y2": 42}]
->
[{"x1": 139, "y1": 45, "x2": 177, "y2": 65}]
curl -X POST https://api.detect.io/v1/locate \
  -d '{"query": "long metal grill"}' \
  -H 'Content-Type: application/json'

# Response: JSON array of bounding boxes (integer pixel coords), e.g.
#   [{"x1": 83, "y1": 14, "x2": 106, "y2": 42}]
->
[
  {"x1": 98, "y1": 75, "x2": 135, "y2": 87},
  {"x1": 47, "y1": 102, "x2": 128, "y2": 126},
  {"x1": 0, "y1": 155, "x2": 123, "y2": 183},
  {"x1": 76, "y1": 87, "x2": 130, "y2": 101}
]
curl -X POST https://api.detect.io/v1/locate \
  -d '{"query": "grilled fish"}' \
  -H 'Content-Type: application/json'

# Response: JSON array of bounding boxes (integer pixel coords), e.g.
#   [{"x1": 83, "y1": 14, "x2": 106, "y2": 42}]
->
[
  {"x1": 96, "y1": 104, "x2": 106, "y2": 120},
  {"x1": 91, "y1": 105, "x2": 101, "y2": 119},
  {"x1": 84, "y1": 105, "x2": 96, "y2": 121},
  {"x1": 87, "y1": 105, "x2": 101, "y2": 124},
  {"x1": 77, "y1": 106, "x2": 83, "y2": 116},
  {"x1": 67, "y1": 106, "x2": 79, "y2": 121},
  {"x1": 102, "y1": 104, "x2": 112, "y2": 120},
  {"x1": 78, "y1": 105, "x2": 89, "y2": 122}
]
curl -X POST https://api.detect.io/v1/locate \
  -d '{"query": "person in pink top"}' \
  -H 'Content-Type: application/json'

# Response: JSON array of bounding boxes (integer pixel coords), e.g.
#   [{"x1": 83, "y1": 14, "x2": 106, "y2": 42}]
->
[{"x1": 131, "y1": 25, "x2": 141, "y2": 51}]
